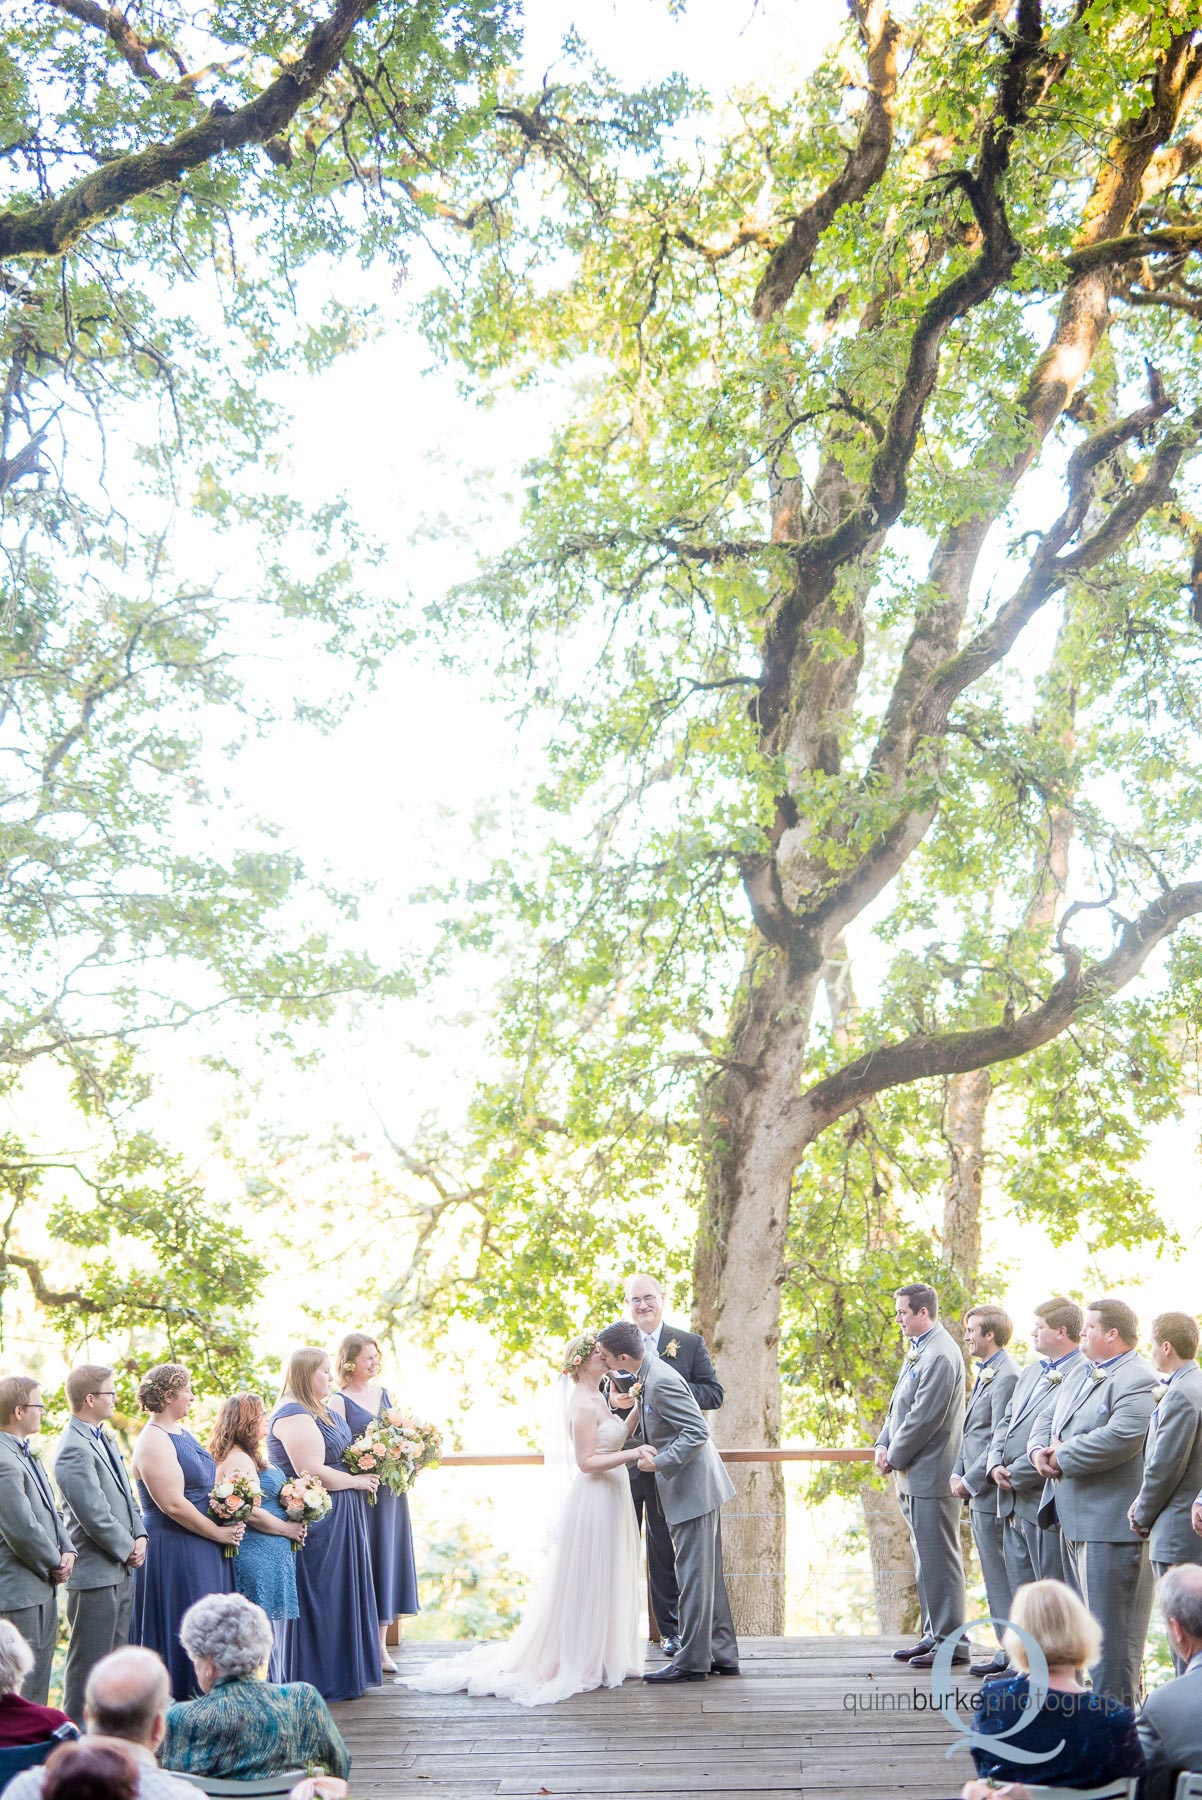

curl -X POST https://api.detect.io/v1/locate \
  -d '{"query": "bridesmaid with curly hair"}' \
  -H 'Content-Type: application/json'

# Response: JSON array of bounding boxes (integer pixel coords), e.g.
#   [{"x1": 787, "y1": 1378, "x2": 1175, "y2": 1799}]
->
[
  {"x1": 209, "y1": 1393, "x2": 307, "y2": 1680},
  {"x1": 129, "y1": 1364, "x2": 243, "y2": 1699}
]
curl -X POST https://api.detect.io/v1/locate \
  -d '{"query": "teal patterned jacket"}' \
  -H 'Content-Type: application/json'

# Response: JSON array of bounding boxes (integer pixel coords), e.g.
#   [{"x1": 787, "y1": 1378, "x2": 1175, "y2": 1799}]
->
[{"x1": 162, "y1": 1675, "x2": 350, "y2": 1781}]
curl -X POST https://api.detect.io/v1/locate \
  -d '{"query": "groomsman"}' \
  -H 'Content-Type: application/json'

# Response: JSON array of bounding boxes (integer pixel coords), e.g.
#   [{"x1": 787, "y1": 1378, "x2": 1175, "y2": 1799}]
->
[
  {"x1": 611, "y1": 1273, "x2": 723, "y2": 1655},
  {"x1": 950, "y1": 1305, "x2": 1018, "y2": 1677},
  {"x1": 1029, "y1": 1295, "x2": 1157, "y2": 1707},
  {"x1": 0, "y1": 1374, "x2": 74, "y2": 1703},
  {"x1": 988, "y1": 1296, "x2": 1086, "y2": 1589},
  {"x1": 54, "y1": 1363, "x2": 148, "y2": 1723},
  {"x1": 874, "y1": 1283, "x2": 967, "y2": 1668},
  {"x1": 1129, "y1": 1313, "x2": 1202, "y2": 1671}
]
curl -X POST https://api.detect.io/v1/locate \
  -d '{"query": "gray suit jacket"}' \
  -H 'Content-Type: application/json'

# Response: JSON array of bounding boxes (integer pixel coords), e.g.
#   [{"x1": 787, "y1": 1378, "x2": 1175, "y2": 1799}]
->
[
  {"x1": 639, "y1": 1357, "x2": 735, "y2": 1527},
  {"x1": 877, "y1": 1323, "x2": 966, "y2": 1499},
  {"x1": 1029, "y1": 1349, "x2": 1157, "y2": 1541},
  {"x1": 0, "y1": 1431, "x2": 72, "y2": 1609},
  {"x1": 54, "y1": 1417, "x2": 142, "y2": 1589},
  {"x1": 1137, "y1": 1663, "x2": 1202, "y2": 1800},
  {"x1": 955, "y1": 1350, "x2": 1020, "y2": 1515},
  {"x1": 987, "y1": 1350, "x2": 1088, "y2": 1523},
  {"x1": 1130, "y1": 1362, "x2": 1202, "y2": 1564}
]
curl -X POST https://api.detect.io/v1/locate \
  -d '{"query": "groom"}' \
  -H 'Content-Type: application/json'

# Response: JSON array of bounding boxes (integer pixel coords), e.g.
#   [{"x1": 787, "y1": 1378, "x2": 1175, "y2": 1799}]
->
[{"x1": 597, "y1": 1321, "x2": 738, "y2": 1683}]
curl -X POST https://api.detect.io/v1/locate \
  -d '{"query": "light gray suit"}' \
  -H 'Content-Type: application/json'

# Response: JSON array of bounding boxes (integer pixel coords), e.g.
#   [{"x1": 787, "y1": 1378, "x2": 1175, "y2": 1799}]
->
[
  {"x1": 1136, "y1": 1659, "x2": 1202, "y2": 1800},
  {"x1": 1029, "y1": 1347, "x2": 1157, "y2": 1707},
  {"x1": 0, "y1": 1431, "x2": 73, "y2": 1703},
  {"x1": 955, "y1": 1349, "x2": 1019, "y2": 1643},
  {"x1": 877, "y1": 1323, "x2": 967, "y2": 1645},
  {"x1": 54, "y1": 1416, "x2": 144, "y2": 1722},
  {"x1": 639, "y1": 1357, "x2": 737, "y2": 1674},
  {"x1": 987, "y1": 1348, "x2": 1086, "y2": 1589},
  {"x1": 1130, "y1": 1362, "x2": 1202, "y2": 1674}
]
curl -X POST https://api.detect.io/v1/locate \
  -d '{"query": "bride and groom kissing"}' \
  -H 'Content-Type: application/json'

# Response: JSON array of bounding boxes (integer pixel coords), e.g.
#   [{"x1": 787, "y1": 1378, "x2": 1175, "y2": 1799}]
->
[{"x1": 403, "y1": 1309, "x2": 739, "y2": 1708}]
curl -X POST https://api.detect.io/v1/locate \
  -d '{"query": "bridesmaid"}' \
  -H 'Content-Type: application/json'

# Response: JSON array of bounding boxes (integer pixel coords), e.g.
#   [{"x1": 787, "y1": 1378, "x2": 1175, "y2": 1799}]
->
[
  {"x1": 209, "y1": 1393, "x2": 307, "y2": 1680},
  {"x1": 267, "y1": 1347, "x2": 381, "y2": 1702},
  {"x1": 129, "y1": 1364, "x2": 243, "y2": 1699},
  {"x1": 330, "y1": 1331, "x2": 420, "y2": 1675}
]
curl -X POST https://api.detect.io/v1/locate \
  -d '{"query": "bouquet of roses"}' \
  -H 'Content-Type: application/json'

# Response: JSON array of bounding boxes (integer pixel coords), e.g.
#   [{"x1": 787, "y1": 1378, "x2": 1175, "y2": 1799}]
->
[
  {"x1": 279, "y1": 1472, "x2": 331, "y2": 1551},
  {"x1": 378, "y1": 1409, "x2": 442, "y2": 1493},
  {"x1": 208, "y1": 1472, "x2": 260, "y2": 1557},
  {"x1": 343, "y1": 1424, "x2": 405, "y2": 1505}
]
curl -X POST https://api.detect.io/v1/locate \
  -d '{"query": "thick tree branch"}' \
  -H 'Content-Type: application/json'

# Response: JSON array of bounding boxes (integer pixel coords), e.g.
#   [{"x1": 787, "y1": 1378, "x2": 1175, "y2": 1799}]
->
[
  {"x1": 752, "y1": 0, "x2": 900, "y2": 322},
  {"x1": 0, "y1": 0, "x2": 374, "y2": 261},
  {"x1": 791, "y1": 881, "x2": 1202, "y2": 1151},
  {"x1": 32, "y1": 0, "x2": 170, "y2": 85},
  {"x1": 1064, "y1": 224, "x2": 1202, "y2": 273},
  {"x1": 0, "y1": 1248, "x2": 101, "y2": 1313}
]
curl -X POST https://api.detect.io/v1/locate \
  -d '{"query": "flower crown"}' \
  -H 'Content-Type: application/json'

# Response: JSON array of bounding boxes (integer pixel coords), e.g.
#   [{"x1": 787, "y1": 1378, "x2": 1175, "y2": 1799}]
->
[{"x1": 562, "y1": 1333, "x2": 599, "y2": 1375}]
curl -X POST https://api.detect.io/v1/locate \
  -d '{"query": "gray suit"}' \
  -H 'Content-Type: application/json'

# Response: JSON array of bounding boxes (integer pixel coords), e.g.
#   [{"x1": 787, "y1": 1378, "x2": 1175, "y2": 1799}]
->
[
  {"x1": 1029, "y1": 1348, "x2": 1157, "y2": 1707},
  {"x1": 1136, "y1": 1659, "x2": 1202, "y2": 1800},
  {"x1": 639, "y1": 1357, "x2": 737, "y2": 1673},
  {"x1": 955, "y1": 1349, "x2": 1019, "y2": 1643},
  {"x1": 0, "y1": 1431, "x2": 72, "y2": 1703},
  {"x1": 1130, "y1": 1362, "x2": 1202, "y2": 1674},
  {"x1": 54, "y1": 1416, "x2": 144, "y2": 1722},
  {"x1": 988, "y1": 1349, "x2": 1087, "y2": 1589},
  {"x1": 877, "y1": 1323, "x2": 966, "y2": 1644}
]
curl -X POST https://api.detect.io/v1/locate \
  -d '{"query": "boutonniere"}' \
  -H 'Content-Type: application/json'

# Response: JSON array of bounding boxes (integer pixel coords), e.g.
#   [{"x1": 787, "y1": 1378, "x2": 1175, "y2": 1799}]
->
[
  {"x1": 1090, "y1": 1366, "x2": 1107, "y2": 1385},
  {"x1": 1152, "y1": 1384, "x2": 1167, "y2": 1402},
  {"x1": 905, "y1": 1343, "x2": 920, "y2": 1364},
  {"x1": 1046, "y1": 1370, "x2": 1064, "y2": 1386},
  {"x1": 979, "y1": 1369, "x2": 996, "y2": 1386},
  {"x1": 665, "y1": 1339, "x2": 680, "y2": 1359},
  {"x1": 630, "y1": 1382, "x2": 644, "y2": 1398}
]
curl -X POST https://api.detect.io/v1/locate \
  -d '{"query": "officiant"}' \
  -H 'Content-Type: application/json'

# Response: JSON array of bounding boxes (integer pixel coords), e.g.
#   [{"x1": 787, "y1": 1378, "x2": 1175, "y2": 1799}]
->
[{"x1": 609, "y1": 1273, "x2": 723, "y2": 1655}]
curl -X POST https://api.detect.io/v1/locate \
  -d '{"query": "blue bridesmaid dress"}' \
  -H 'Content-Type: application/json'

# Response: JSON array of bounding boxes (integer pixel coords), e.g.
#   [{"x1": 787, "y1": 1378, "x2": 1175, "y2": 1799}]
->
[
  {"x1": 232, "y1": 1463, "x2": 299, "y2": 1681},
  {"x1": 267, "y1": 1403, "x2": 380, "y2": 1702},
  {"x1": 131, "y1": 1428, "x2": 232, "y2": 1700},
  {"x1": 341, "y1": 1388, "x2": 420, "y2": 1625}
]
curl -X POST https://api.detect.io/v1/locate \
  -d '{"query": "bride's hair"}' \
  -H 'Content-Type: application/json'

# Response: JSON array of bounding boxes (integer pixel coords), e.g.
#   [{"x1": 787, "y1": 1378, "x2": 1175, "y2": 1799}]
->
[
  {"x1": 561, "y1": 1333, "x2": 598, "y2": 1379},
  {"x1": 278, "y1": 1347, "x2": 334, "y2": 1422}
]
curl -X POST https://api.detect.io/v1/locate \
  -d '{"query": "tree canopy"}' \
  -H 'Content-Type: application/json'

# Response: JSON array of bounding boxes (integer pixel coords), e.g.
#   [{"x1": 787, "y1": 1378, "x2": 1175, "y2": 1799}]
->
[
  {"x1": 0, "y1": 0, "x2": 514, "y2": 1375},
  {"x1": 361, "y1": 0, "x2": 1202, "y2": 1629}
]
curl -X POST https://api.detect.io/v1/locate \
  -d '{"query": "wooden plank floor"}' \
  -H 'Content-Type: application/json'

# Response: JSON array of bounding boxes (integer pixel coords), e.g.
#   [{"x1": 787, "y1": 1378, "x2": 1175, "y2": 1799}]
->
[{"x1": 331, "y1": 1637, "x2": 979, "y2": 1799}]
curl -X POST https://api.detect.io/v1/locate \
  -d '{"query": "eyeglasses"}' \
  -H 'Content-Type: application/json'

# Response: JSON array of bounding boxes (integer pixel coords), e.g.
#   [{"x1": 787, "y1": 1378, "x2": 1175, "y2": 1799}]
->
[
  {"x1": 89, "y1": 1391, "x2": 118, "y2": 1400},
  {"x1": 19, "y1": 1402, "x2": 46, "y2": 1411},
  {"x1": 628, "y1": 1297, "x2": 659, "y2": 1308}
]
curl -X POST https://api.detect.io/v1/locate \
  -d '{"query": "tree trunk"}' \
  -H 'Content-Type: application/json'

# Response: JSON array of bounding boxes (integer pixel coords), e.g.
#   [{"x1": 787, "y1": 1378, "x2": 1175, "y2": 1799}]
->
[
  {"x1": 861, "y1": 1481, "x2": 920, "y2": 1635},
  {"x1": 694, "y1": 950, "x2": 822, "y2": 1635},
  {"x1": 941, "y1": 1066, "x2": 992, "y2": 1292}
]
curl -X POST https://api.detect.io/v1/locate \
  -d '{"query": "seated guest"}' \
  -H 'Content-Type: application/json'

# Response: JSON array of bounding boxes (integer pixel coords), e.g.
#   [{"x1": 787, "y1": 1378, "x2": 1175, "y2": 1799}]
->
[
  {"x1": 960, "y1": 1578, "x2": 1143, "y2": 1796},
  {"x1": 161, "y1": 1593, "x2": 349, "y2": 1782},
  {"x1": 1136, "y1": 1564, "x2": 1202, "y2": 1800},
  {"x1": 40, "y1": 1740, "x2": 138, "y2": 1800},
  {"x1": 0, "y1": 1618, "x2": 73, "y2": 1745},
  {"x1": 1, "y1": 1645, "x2": 195, "y2": 1800}
]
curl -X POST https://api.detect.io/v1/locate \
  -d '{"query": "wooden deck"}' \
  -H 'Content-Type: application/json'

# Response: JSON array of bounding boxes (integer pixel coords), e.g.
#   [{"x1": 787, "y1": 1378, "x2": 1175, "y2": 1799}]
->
[{"x1": 331, "y1": 1636, "x2": 980, "y2": 1798}]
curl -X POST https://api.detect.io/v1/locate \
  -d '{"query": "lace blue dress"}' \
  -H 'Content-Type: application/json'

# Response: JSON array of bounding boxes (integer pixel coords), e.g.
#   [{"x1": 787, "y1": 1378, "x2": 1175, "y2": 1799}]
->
[
  {"x1": 340, "y1": 1388, "x2": 420, "y2": 1624},
  {"x1": 267, "y1": 1403, "x2": 380, "y2": 1703},
  {"x1": 971, "y1": 1674, "x2": 1144, "y2": 1784},
  {"x1": 232, "y1": 1464, "x2": 299, "y2": 1681},
  {"x1": 131, "y1": 1428, "x2": 232, "y2": 1700}
]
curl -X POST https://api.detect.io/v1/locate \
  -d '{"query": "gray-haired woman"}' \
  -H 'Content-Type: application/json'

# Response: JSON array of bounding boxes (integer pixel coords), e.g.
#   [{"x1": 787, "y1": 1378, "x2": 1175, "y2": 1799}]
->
[
  {"x1": 160, "y1": 1594, "x2": 349, "y2": 1783},
  {"x1": 0, "y1": 1620, "x2": 74, "y2": 1748}
]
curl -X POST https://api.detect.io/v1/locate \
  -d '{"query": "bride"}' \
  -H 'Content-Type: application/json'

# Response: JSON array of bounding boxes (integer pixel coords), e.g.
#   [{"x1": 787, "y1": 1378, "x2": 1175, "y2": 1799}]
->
[{"x1": 400, "y1": 1331, "x2": 645, "y2": 1706}]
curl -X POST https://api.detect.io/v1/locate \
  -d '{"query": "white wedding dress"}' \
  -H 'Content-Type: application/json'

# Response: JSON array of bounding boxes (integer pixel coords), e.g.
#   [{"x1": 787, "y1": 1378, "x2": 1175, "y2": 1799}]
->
[{"x1": 401, "y1": 1415, "x2": 644, "y2": 1706}]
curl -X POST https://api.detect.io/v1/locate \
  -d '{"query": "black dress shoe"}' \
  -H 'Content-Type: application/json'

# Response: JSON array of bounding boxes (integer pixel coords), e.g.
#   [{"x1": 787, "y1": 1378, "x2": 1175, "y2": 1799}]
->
[
  {"x1": 908, "y1": 1647, "x2": 970, "y2": 1669},
  {"x1": 891, "y1": 1640, "x2": 934, "y2": 1661},
  {"x1": 709, "y1": 1662, "x2": 740, "y2": 1675},
  {"x1": 970, "y1": 1656, "x2": 1011, "y2": 1678},
  {"x1": 644, "y1": 1662, "x2": 707, "y2": 1683},
  {"x1": 659, "y1": 1635, "x2": 682, "y2": 1656}
]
